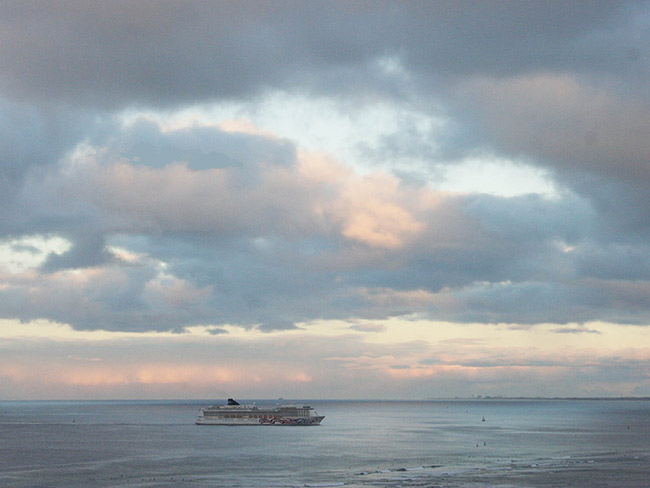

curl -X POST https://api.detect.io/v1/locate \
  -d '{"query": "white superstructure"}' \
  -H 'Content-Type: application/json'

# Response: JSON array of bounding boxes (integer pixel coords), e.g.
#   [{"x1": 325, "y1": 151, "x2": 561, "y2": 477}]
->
[{"x1": 196, "y1": 399, "x2": 325, "y2": 425}]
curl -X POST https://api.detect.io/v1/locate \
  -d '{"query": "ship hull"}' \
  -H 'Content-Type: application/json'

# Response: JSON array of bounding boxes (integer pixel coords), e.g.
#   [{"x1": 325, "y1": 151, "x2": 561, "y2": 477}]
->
[
  {"x1": 195, "y1": 416, "x2": 324, "y2": 426},
  {"x1": 195, "y1": 400, "x2": 324, "y2": 426}
]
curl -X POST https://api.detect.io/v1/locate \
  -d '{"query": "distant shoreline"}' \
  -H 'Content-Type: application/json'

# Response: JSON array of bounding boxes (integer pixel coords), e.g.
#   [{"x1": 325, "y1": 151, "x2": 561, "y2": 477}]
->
[{"x1": 428, "y1": 396, "x2": 650, "y2": 401}]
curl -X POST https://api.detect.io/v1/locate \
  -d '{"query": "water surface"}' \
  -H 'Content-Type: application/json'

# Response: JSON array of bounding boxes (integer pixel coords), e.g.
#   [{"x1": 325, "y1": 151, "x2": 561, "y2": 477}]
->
[{"x1": 1, "y1": 399, "x2": 648, "y2": 487}]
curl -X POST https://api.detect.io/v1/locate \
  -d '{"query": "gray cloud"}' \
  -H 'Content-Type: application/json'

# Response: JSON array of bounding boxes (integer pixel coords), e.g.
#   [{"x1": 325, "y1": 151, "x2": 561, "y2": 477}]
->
[
  {"x1": 552, "y1": 326, "x2": 601, "y2": 334},
  {"x1": 0, "y1": 1, "x2": 385, "y2": 108},
  {"x1": 1, "y1": 1, "x2": 650, "y2": 332},
  {"x1": 112, "y1": 118, "x2": 296, "y2": 171},
  {"x1": 453, "y1": 74, "x2": 650, "y2": 232},
  {"x1": 2, "y1": 115, "x2": 650, "y2": 330},
  {"x1": 0, "y1": 100, "x2": 90, "y2": 217},
  {"x1": 1, "y1": 2, "x2": 645, "y2": 107},
  {"x1": 256, "y1": 320, "x2": 301, "y2": 333},
  {"x1": 40, "y1": 234, "x2": 112, "y2": 272}
]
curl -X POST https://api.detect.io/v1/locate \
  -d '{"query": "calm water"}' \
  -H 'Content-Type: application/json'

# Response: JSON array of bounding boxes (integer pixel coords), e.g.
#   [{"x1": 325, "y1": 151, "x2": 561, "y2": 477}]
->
[{"x1": 0, "y1": 399, "x2": 648, "y2": 487}]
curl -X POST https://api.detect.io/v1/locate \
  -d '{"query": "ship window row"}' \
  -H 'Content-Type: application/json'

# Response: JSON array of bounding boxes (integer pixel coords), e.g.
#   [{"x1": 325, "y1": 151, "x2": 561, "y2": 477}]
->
[
  {"x1": 205, "y1": 413, "x2": 280, "y2": 419},
  {"x1": 223, "y1": 414, "x2": 277, "y2": 418}
]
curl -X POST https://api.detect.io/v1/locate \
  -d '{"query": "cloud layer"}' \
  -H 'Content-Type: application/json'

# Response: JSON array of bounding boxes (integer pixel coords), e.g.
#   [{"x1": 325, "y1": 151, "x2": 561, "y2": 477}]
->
[{"x1": 1, "y1": 1, "x2": 649, "y2": 398}]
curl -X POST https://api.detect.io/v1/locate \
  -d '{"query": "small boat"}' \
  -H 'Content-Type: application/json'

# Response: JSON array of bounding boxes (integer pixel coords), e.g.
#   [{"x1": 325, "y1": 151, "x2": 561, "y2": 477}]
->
[{"x1": 196, "y1": 398, "x2": 325, "y2": 425}]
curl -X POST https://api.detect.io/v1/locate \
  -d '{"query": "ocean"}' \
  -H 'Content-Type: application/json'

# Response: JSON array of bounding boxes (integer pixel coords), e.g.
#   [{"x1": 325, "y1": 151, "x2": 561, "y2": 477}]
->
[{"x1": 0, "y1": 399, "x2": 648, "y2": 487}]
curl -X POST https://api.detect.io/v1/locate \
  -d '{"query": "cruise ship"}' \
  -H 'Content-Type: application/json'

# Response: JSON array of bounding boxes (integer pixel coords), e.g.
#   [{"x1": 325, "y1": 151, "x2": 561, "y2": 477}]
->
[{"x1": 195, "y1": 399, "x2": 325, "y2": 425}]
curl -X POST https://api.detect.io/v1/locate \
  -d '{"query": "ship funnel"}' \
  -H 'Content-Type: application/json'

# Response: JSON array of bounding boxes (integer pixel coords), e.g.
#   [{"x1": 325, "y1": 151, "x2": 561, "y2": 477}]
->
[{"x1": 227, "y1": 398, "x2": 240, "y2": 405}]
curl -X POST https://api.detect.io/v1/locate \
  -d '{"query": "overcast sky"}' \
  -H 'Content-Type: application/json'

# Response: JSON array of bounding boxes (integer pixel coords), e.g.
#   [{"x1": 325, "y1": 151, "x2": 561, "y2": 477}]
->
[{"x1": 1, "y1": 1, "x2": 649, "y2": 400}]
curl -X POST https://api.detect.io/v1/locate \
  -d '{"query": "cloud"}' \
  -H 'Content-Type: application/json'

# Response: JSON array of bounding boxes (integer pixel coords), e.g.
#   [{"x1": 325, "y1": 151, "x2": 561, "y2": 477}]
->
[
  {"x1": 454, "y1": 74, "x2": 650, "y2": 230},
  {"x1": 0, "y1": 99, "x2": 108, "y2": 233},
  {"x1": 40, "y1": 234, "x2": 112, "y2": 272},
  {"x1": 0, "y1": 1, "x2": 385, "y2": 108},
  {"x1": 2, "y1": 2, "x2": 645, "y2": 107},
  {"x1": 4, "y1": 113, "x2": 650, "y2": 330},
  {"x1": 2, "y1": 1, "x2": 650, "y2": 398},
  {"x1": 457, "y1": 74, "x2": 650, "y2": 174},
  {"x1": 1, "y1": 318, "x2": 648, "y2": 399},
  {"x1": 552, "y1": 326, "x2": 601, "y2": 335},
  {"x1": 333, "y1": 172, "x2": 425, "y2": 249},
  {"x1": 256, "y1": 320, "x2": 301, "y2": 333},
  {"x1": 349, "y1": 323, "x2": 386, "y2": 333},
  {"x1": 0, "y1": 119, "x2": 466, "y2": 329}
]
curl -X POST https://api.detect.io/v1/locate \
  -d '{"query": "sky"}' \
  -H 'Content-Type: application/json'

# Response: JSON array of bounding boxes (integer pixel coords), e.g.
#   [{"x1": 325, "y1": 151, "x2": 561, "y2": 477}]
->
[{"x1": 1, "y1": 1, "x2": 650, "y2": 400}]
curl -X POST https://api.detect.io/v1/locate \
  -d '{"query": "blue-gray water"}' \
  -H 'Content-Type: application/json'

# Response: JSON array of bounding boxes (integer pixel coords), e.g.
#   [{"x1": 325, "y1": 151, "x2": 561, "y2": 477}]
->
[{"x1": 1, "y1": 399, "x2": 648, "y2": 487}]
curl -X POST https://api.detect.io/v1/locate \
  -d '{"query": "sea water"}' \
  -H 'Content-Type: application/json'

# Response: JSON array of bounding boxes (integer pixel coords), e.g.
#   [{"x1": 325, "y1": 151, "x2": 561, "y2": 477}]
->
[{"x1": 0, "y1": 399, "x2": 648, "y2": 487}]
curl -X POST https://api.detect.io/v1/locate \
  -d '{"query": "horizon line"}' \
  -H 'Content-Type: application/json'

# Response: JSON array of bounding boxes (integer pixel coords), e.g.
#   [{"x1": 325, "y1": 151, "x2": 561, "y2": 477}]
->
[{"x1": 2, "y1": 396, "x2": 649, "y2": 403}]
